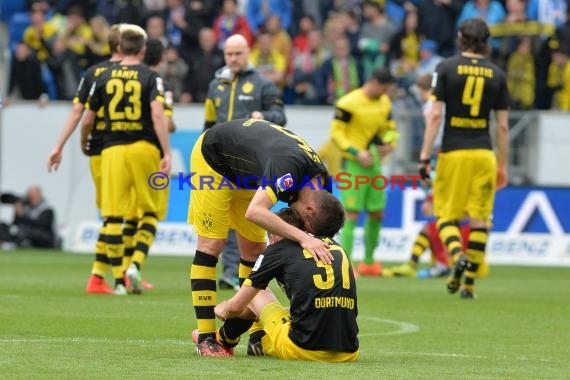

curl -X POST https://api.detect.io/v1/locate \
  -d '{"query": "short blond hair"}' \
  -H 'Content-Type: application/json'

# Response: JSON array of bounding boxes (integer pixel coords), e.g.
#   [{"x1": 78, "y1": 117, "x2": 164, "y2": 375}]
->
[{"x1": 119, "y1": 24, "x2": 148, "y2": 55}]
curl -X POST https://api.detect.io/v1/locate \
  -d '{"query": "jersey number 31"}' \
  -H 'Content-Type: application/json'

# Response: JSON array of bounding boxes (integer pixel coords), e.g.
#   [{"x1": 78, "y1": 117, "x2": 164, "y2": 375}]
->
[{"x1": 303, "y1": 245, "x2": 351, "y2": 290}]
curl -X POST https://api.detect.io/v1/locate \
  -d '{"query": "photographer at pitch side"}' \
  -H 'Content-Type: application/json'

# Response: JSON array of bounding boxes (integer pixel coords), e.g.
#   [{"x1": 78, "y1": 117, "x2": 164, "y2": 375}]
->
[{"x1": 0, "y1": 185, "x2": 56, "y2": 249}]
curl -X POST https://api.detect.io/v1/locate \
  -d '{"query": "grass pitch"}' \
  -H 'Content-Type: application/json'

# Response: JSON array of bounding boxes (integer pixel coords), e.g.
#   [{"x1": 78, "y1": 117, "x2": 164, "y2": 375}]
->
[{"x1": 1, "y1": 250, "x2": 569, "y2": 379}]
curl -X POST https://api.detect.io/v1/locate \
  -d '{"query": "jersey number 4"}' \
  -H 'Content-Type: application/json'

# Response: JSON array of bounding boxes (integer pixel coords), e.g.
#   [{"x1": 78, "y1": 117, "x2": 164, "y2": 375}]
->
[
  {"x1": 106, "y1": 79, "x2": 142, "y2": 121},
  {"x1": 303, "y1": 245, "x2": 351, "y2": 290},
  {"x1": 462, "y1": 76, "x2": 485, "y2": 117}
]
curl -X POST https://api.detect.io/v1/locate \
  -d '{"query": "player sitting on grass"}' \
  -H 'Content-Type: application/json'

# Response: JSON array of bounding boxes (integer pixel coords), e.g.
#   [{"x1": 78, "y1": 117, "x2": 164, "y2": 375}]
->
[{"x1": 207, "y1": 195, "x2": 359, "y2": 362}]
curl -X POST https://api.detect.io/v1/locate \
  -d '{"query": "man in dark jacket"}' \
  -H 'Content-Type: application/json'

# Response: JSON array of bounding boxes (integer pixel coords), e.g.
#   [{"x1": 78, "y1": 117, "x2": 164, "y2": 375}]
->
[{"x1": 0, "y1": 186, "x2": 56, "y2": 248}]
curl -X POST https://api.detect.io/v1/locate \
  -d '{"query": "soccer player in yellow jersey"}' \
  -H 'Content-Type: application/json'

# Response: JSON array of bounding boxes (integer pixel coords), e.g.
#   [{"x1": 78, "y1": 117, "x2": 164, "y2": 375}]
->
[
  {"x1": 84, "y1": 25, "x2": 171, "y2": 295},
  {"x1": 121, "y1": 38, "x2": 176, "y2": 293},
  {"x1": 330, "y1": 68, "x2": 398, "y2": 276},
  {"x1": 419, "y1": 18, "x2": 509, "y2": 298},
  {"x1": 47, "y1": 24, "x2": 124, "y2": 295}
]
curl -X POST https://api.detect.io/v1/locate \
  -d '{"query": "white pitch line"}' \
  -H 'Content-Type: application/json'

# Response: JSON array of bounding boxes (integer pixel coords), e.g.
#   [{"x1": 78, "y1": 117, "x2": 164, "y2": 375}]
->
[
  {"x1": 359, "y1": 315, "x2": 420, "y2": 336},
  {"x1": 0, "y1": 336, "x2": 193, "y2": 346}
]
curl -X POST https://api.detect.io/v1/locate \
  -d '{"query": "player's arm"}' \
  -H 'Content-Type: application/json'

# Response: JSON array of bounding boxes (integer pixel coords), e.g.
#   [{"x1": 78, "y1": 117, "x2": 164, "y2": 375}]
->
[
  {"x1": 163, "y1": 90, "x2": 176, "y2": 133},
  {"x1": 47, "y1": 102, "x2": 86, "y2": 172},
  {"x1": 215, "y1": 285, "x2": 260, "y2": 320},
  {"x1": 151, "y1": 100, "x2": 172, "y2": 173},
  {"x1": 79, "y1": 80, "x2": 102, "y2": 156},
  {"x1": 495, "y1": 109, "x2": 509, "y2": 190},
  {"x1": 203, "y1": 81, "x2": 218, "y2": 131},
  {"x1": 420, "y1": 101, "x2": 443, "y2": 162},
  {"x1": 245, "y1": 186, "x2": 332, "y2": 264},
  {"x1": 494, "y1": 74, "x2": 510, "y2": 190},
  {"x1": 166, "y1": 115, "x2": 176, "y2": 133},
  {"x1": 256, "y1": 80, "x2": 286, "y2": 126},
  {"x1": 420, "y1": 62, "x2": 446, "y2": 182},
  {"x1": 376, "y1": 106, "x2": 400, "y2": 157},
  {"x1": 216, "y1": 244, "x2": 282, "y2": 320},
  {"x1": 419, "y1": 100, "x2": 444, "y2": 184},
  {"x1": 80, "y1": 109, "x2": 96, "y2": 155},
  {"x1": 331, "y1": 106, "x2": 373, "y2": 167}
]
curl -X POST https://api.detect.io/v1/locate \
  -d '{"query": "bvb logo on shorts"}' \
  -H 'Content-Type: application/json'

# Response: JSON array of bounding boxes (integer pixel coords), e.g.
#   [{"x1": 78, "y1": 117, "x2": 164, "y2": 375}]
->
[
  {"x1": 202, "y1": 213, "x2": 213, "y2": 230},
  {"x1": 242, "y1": 81, "x2": 254, "y2": 94}
]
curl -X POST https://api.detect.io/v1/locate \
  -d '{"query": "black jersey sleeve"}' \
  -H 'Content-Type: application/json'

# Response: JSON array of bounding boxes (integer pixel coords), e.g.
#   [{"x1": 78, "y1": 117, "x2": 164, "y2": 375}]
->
[
  {"x1": 163, "y1": 80, "x2": 174, "y2": 117},
  {"x1": 247, "y1": 243, "x2": 285, "y2": 289},
  {"x1": 262, "y1": 158, "x2": 306, "y2": 204},
  {"x1": 86, "y1": 79, "x2": 103, "y2": 112},
  {"x1": 74, "y1": 67, "x2": 95, "y2": 104},
  {"x1": 432, "y1": 60, "x2": 447, "y2": 102},
  {"x1": 149, "y1": 72, "x2": 165, "y2": 104}
]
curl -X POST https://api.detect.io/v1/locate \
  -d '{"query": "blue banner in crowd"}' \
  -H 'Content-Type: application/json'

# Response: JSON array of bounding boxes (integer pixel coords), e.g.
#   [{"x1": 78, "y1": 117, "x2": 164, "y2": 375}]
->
[{"x1": 165, "y1": 131, "x2": 570, "y2": 234}]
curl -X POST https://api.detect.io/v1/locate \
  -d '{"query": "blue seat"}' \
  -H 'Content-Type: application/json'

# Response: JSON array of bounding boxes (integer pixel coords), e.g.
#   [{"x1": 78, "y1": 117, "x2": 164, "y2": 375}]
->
[
  {"x1": 8, "y1": 12, "x2": 31, "y2": 52},
  {"x1": 0, "y1": 0, "x2": 27, "y2": 22}
]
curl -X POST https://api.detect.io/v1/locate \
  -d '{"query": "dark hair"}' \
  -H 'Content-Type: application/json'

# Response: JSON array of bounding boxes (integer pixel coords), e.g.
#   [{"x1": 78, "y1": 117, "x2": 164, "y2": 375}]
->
[
  {"x1": 306, "y1": 191, "x2": 345, "y2": 237},
  {"x1": 275, "y1": 208, "x2": 305, "y2": 231},
  {"x1": 457, "y1": 18, "x2": 490, "y2": 55},
  {"x1": 369, "y1": 67, "x2": 396, "y2": 84},
  {"x1": 144, "y1": 38, "x2": 164, "y2": 66}
]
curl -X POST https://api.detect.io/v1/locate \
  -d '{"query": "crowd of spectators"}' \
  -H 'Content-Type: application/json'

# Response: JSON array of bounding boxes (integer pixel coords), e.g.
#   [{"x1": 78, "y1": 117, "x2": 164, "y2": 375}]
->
[{"x1": 3, "y1": 0, "x2": 570, "y2": 110}]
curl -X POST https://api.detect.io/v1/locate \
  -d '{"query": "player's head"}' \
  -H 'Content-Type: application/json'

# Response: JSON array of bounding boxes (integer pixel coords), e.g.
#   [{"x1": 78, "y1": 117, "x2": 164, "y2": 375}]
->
[
  {"x1": 293, "y1": 190, "x2": 345, "y2": 237},
  {"x1": 365, "y1": 68, "x2": 396, "y2": 99},
  {"x1": 224, "y1": 34, "x2": 250, "y2": 74},
  {"x1": 415, "y1": 73, "x2": 433, "y2": 102},
  {"x1": 108, "y1": 23, "x2": 125, "y2": 54},
  {"x1": 144, "y1": 38, "x2": 165, "y2": 67},
  {"x1": 457, "y1": 18, "x2": 490, "y2": 55},
  {"x1": 119, "y1": 24, "x2": 148, "y2": 57},
  {"x1": 269, "y1": 208, "x2": 306, "y2": 244}
]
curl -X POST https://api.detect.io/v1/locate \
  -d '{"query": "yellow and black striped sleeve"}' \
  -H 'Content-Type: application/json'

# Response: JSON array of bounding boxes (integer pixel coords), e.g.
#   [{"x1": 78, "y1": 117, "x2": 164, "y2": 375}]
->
[
  {"x1": 377, "y1": 100, "x2": 399, "y2": 148},
  {"x1": 330, "y1": 106, "x2": 359, "y2": 157},
  {"x1": 203, "y1": 98, "x2": 217, "y2": 130}
]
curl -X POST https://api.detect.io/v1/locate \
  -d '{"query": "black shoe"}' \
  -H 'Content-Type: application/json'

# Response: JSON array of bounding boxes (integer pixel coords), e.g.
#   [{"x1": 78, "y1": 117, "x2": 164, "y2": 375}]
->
[
  {"x1": 218, "y1": 276, "x2": 239, "y2": 291},
  {"x1": 447, "y1": 255, "x2": 468, "y2": 294},
  {"x1": 247, "y1": 330, "x2": 266, "y2": 356},
  {"x1": 460, "y1": 289, "x2": 476, "y2": 299},
  {"x1": 247, "y1": 338, "x2": 265, "y2": 356}
]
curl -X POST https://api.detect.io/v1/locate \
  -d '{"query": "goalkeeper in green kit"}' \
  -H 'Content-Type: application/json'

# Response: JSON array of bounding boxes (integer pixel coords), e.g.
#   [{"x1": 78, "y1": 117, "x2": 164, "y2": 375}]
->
[{"x1": 330, "y1": 68, "x2": 399, "y2": 276}]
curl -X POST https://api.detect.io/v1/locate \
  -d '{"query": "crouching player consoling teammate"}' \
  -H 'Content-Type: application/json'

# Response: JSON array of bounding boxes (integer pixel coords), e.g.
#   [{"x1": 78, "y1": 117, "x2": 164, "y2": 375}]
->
[{"x1": 212, "y1": 198, "x2": 359, "y2": 362}]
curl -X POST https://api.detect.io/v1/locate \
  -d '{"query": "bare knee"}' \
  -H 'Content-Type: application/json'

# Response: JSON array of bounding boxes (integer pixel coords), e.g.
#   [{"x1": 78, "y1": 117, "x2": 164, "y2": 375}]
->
[
  {"x1": 197, "y1": 236, "x2": 226, "y2": 257},
  {"x1": 236, "y1": 234, "x2": 266, "y2": 262},
  {"x1": 249, "y1": 288, "x2": 279, "y2": 317}
]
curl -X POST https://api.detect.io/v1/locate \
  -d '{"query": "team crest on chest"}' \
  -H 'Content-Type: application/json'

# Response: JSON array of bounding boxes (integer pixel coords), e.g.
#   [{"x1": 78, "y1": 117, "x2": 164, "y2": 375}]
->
[{"x1": 242, "y1": 81, "x2": 254, "y2": 94}]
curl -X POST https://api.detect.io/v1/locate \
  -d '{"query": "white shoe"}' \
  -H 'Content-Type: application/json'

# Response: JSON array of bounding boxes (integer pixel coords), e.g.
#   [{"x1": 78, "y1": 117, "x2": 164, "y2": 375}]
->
[
  {"x1": 126, "y1": 263, "x2": 142, "y2": 294},
  {"x1": 114, "y1": 284, "x2": 128, "y2": 296}
]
